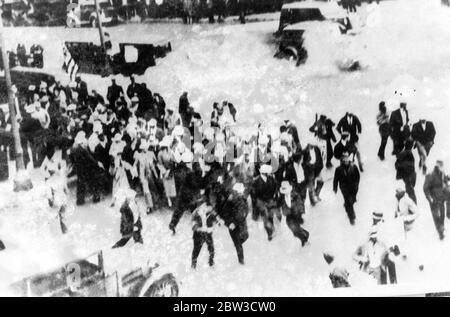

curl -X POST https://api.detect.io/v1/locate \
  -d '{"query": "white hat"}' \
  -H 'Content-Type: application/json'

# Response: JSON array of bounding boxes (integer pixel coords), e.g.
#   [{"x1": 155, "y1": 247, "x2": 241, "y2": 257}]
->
[
  {"x1": 67, "y1": 104, "x2": 76, "y2": 111},
  {"x1": 131, "y1": 96, "x2": 139, "y2": 103},
  {"x1": 139, "y1": 139, "x2": 149, "y2": 151},
  {"x1": 28, "y1": 85, "x2": 36, "y2": 91},
  {"x1": 40, "y1": 81, "x2": 47, "y2": 89},
  {"x1": 215, "y1": 132, "x2": 225, "y2": 143},
  {"x1": 193, "y1": 142, "x2": 205, "y2": 155},
  {"x1": 181, "y1": 151, "x2": 193, "y2": 163},
  {"x1": 279, "y1": 181, "x2": 292, "y2": 194},
  {"x1": 260, "y1": 164, "x2": 272, "y2": 174},
  {"x1": 258, "y1": 134, "x2": 269, "y2": 145},
  {"x1": 112, "y1": 133, "x2": 122, "y2": 142},
  {"x1": 232, "y1": 183, "x2": 245, "y2": 195},
  {"x1": 159, "y1": 135, "x2": 173, "y2": 148},
  {"x1": 172, "y1": 125, "x2": 184, "y2": 137},
  {"x1": 93, "y1": 121, "x2": 103, "y2": 134},
  {"x1": 148, "y1": 118, "x2": 157, "y2": 127},
  {"x1": 74, "y1": 131, "x2": 87, "y2": 146},
  {"x1": 69, "y1": 82, "x2": 77, "y2": 89},
  {"x1": 40, "y1": 95, "x2": 49, "y2": 103},
  {"x1": 395, "y1": 180, "x2": 406, "y2": 193},
  {"x1": 203, "y1": 127, "x2": 215, "y2": 140}
]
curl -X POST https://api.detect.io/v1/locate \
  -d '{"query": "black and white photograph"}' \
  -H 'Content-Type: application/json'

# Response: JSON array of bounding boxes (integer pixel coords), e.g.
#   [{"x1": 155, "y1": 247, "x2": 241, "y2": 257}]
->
[{"x1": 0, "y1": 0, "x2": 449, "y2": 298}]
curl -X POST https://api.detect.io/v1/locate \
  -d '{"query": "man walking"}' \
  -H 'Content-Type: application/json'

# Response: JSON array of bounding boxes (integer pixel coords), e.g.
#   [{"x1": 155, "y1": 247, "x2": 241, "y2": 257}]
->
[
  {"x1": 411, "y1": 118, "x2": 436, "y2": 175},
  {"x1": 333, "y1": 152, "x2": 360, "y2": 225},
  {"x1": 423, "y1": 160, "x2": 450, "y2": 240}
]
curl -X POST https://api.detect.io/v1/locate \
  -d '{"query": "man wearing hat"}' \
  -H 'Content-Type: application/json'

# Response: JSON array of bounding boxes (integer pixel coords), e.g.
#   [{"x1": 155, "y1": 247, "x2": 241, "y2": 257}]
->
[
  {"x1": 75, "y1": 74, "x2": 88, "y2": 105},
  {"x1": 395, "y1": 138, "x2": 417, "y2": 203},
  {"x1": 424, "y1": 160, "x2": 450, "y2": 240},
  {"x1": 333, "y1": 131, "x2": 357, "y2": 162},
  {"x1": 126, "y1": 75, "x2": 140, "y2": 100},
  {"x1": 214, "y1": 182, "x2": 250, "y2": 264},
  {"x1": 353, "y1": 228, "x2": 390, "y2": 285},
  {"x1": 336, "y1": 112, "x2": 363, "y2": 171},
  {"x1": 112, "y1": 188, "x2": 143, "y2": 248},
  {"x1": 69, "y1": 131, "x2": 104, "y2": 205},
  {"x1": 302, "y1": 137, "x2": 324, "y2": 206},
  {"x1": 389, "y1": 102, "x2": 410, "y2": 155},
  {"x1": 411, "y1": 118, "x2": 436, "y2": 175},
  {"x1": 333, "y1": 152, "x2": 360, "y2": 225},
  {"x1": 278, "y1": 180, "x2": 309, "y2": 246},
  {"x1": 310, "y1": 114, "x2": 336, "y2": 169},
  {"x1": 107, "y1": 76, "x2": 124, "y2": 108},
  {"x1": 251, "y1": 164, "x2": 279, "y2": 241},
  {"x1": 169, "y1": 151, "x2": 203, "y2": 234}
]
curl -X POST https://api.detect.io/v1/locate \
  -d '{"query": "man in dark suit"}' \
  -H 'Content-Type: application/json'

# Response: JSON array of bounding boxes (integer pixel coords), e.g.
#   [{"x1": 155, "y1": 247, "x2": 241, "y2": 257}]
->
[
  {"x1": 336, "y1": 112, "x2": 363, "y2": 171},
  {"x1": 389, "y1": 102, "x2": 410, "y2": 155},
  {"x1": 411, "y1": 119, "x2": 436, "y2": 175},
  {"x1": 302, "y1": 140, "x2": 324, "y2": 206},
  {"x1": 395, "y1": 139, "x2": 417, "y2": 203},
  {"x1": 74, "y1": 75, "x2": 88, "y2": 106},
  {"x1": 126, "y1": 75, "x2": 140, "y2": 100},
  {"x1": 333, "y1": 152, "x2": 360, "y2": 225},
  {"x1": 106, "y1": 77, "x2": 124, "y2": 108}
]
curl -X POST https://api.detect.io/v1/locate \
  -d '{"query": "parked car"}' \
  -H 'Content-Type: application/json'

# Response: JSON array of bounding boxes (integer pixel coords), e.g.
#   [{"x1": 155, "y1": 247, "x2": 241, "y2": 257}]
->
[
  {"x1": 66, "y1": 0, "x2": 118, "y2": 28},
  {"x1": 274, "y1": 1, "x2": 352, "y2": 65},
  {"x1": 8, "y1": 249, "x2": 180, "y2": 297}
]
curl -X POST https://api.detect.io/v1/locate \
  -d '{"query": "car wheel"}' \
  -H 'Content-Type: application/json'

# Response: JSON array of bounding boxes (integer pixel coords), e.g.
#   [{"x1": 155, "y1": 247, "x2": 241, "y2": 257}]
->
[{"x1": 142, "y1": 274, "x2": 179, "y2": 297}]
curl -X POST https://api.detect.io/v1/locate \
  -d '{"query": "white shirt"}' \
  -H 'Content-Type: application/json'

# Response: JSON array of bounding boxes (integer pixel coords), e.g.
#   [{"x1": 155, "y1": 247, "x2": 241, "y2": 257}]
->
[
  {"x1": 347, "y1": 115, "x2": 353, "y2": 126},
  {"x1": 309, "y1": 148, "x2": 316, "y2": 165},
  {"x1": 400, "y1": 108, "x2": 407, "y2": 126},
  {"x1": 293, "y1": 162, "x2": 304, "y2": 183}
]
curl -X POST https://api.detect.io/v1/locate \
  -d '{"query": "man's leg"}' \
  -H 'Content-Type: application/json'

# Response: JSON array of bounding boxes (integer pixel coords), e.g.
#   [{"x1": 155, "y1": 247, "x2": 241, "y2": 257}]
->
[
  {"x1": 343, "y1": 192, "x2": 356, "y2": 225},
  {"x1": 430, "y1": 202, "x2": 445, "y2": 239},
  {"x1": 191, "y1": 231, "x2": 204, "y2": 269},
  {"x1": 286, "y1": 215, "x2": 309, "y2": 246},
  {"x1": 59, "y1": 205, "x2": 68, "y2": 234},
  {"x1": 315, "y1": 175, "x2": 324, "y2": 200},
  {"x1": 76, "y1": 179, "x2": 86, "y2": 206},
  {"x1": 169, "y1": 202, "x2": 184, "y2": 233},
  {"x1": 404, "y1": 175, "x2": 417, "y2": 204},
  {"x1": 259, "y1": 200, "x2": 274, "y2": 241},
  {"x1": 229, "y1": 229, "x2": 244, "y2": 264},
  {"x1": 112, "y1": 235, "x2": 132, "y2": 248},
  {"x1": 206, "y1": 233, "x2": 215, "y2": 267},
  {"x1": 378, "y1": 135, "x2": 388, "y2": 160}
]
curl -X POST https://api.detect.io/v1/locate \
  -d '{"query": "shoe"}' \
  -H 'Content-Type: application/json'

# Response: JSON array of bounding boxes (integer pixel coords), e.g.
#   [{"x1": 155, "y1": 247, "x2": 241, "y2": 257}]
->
[
  {"x1": 378, "y1": 154, "x2": 385, "y2": 161},
  {"x1": 76, "y1": 200, "x2": 85, "y2": 206},
  {"x1": 268, "y1": 235, "x2": 273, "y2": 242},
  {"x1": 350, "y1": 219, "x2": 355, "y2": 226},
  {"x1": 169, "y1": 225, "x2": 176, "y2": 235}
]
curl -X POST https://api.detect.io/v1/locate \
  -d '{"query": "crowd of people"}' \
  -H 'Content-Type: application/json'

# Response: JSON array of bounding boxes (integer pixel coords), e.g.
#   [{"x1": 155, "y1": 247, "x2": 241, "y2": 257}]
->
[{"x1": 0, "y1": 68, "x2": 447, "y2": 289}]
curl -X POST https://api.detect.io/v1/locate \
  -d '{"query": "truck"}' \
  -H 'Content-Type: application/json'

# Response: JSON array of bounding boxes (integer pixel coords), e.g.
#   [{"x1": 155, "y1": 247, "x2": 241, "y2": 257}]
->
[
  {"x1": 8, "y1": 249, "x2": 180, "y2": 297},
  {"x1": 66, "y1": 0, "x2": 119, "y2": 28},
  {"x1": 274, "y1": 0, "x2": 353, "y2": 65}
]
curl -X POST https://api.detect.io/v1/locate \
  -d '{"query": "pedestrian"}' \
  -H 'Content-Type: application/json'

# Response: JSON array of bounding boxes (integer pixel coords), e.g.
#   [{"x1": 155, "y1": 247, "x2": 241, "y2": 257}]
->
[
  {"x1": 389, "y1": 102, "x2": 410, "y2": 156},
  {"x1": 309, "y1": 114, "x2": 336, "y2": 169},
  {"x1": 281, "y1": 120, "x2": 301, "y2": 152},
  {"x1": 191, "y1": 198, "x2": 217, "y2": 269},
  {"x1": 302, "y1": 137, "x2": 324, "y2": 206},
  {"x1": 376, "y1": 101, "x2": 390, "y2": 161},
  {"x1": 74, "y1": 74, "x2": 88, "y2": 105},
  {"x1": 423, "y1": 160, "x2": 450, "y2": 240},
  {"x1": 336, "y1": 112, "x2": 363, "y2": 171},
  {"x1": 395, "y1": 182, "x2": 419, "y2": 250},
  {"x1": 106, "y1": 76, "x2": 124, "y2": 108},
  {"x1": 353, "y1": 229, "x2": 390, "y2": 285},
  {"x1": 333, "y1": 152, "x2": 360, "y2": 225},
  {"x1": 251, "y1": 164, "x2": 279, "y2": 241},
  {"x1": 216, "y1": 182, "x2": 249, "y2": 264},
  {"x1": 179, "y1": 92, "x2": 190, "y2": 127},
  {"x1": 333, "y1": 131, "x2": 357, "y2": 162},
  {"x1": 44, "y1": 152, "x2": 69, "y2": 234},
  {"x1": 411, "y1": 118, "x2": 436, "y2": 175},
  {"x1": 395, "y1": 138, "x2": 417, "y2": 203},
  {"x1": 278, "y1": 181, "x2": 309, "y2": 246},
  {"x1": 112, "y1": 188, "x2": 143, "y2": 248},
  {"x1": 157, "y1": 136, "x2": 177, "y2": 207}
]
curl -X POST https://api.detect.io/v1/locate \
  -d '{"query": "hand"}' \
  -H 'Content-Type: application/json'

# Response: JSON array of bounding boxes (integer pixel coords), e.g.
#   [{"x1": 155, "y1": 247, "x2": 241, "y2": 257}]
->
[
  {"x1": 229, "y1": 223, "x2": 236, "y2": 230},
  {"x1": 133, "y1": 225, "x2": 139, "y2": 232}
]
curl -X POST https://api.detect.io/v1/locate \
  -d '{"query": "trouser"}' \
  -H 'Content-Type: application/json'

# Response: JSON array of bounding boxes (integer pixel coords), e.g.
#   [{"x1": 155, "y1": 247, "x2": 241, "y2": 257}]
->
[
  {"x1": 286, "y1": 215, "x2": 309, "y2": 245},
  {"x1": 342, "y1": 190, "x2": 356, "y2": 223},
  {"x1": 192, "y1": 231, "x2": 214, "y2": 268},
  {"x1": 392, "y1": 135, "x2": 405, "y2": 156},
  {"x1": 326, "y1": 138, "x2": 334, "y2": 166},
  {"x1": 76, "y1": 178, "x2": 101, "y2": 205},
  {"x1": 378, "y1": 134, "x2": 388, "y2": 159},
  {"x1": 112, "y1": 230, "x2": 143, "y2": 248},
  {"x1": 416, "y1": 141, "x2": 433, "y2": 172},
  {"x1": 368, "y1": 266, "x2": 383, "y2": 285},
  {"x1": 169, "y1": 200, "x2": 197, "y2": 231},
  {"x1": 59, "y1": 205, "x2": 68, "y2": 234},
  {"x1": 354, "y1": 142, "x2": 364, "y2": 171},
  {"x1": 402, "y1": 173, "x2": 417, "y2": 204},
  {"x1": 255, "y1": 199, "x2": 280, "y2": 241},
  {"x1": 305, "y1": 174, "x2": 324, "y2": 205},
  {"x1": 229, "y1": 228, "x2": 245, "y2": 264},
  {"x1": 430, "y1": 201, "x2": 447, "y2": 239}
]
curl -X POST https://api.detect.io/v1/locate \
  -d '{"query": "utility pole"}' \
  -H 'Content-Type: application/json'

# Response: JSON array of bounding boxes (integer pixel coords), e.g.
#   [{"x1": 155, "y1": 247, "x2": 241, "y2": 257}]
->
[
  {"x1": 0, "y1": 10, "x2": 32, "y2": 192},
  {"x1": 94, "y1": 0, "x2": 106, "y2": 51}
]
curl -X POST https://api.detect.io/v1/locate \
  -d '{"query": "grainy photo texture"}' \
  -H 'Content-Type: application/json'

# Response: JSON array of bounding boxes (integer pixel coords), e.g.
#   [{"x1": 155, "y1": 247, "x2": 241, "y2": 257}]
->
[{"x1": 0, "y1": 0, "x2": 449, "y2": 298}]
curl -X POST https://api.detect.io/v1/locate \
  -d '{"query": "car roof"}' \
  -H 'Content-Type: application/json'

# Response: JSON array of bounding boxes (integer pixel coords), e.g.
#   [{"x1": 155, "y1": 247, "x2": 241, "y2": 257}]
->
[
  {"x1": 284, "y1": 20, "x2": 340, "y2": 31},
  {"x1": 281, "y1": 0, "x2": 347, "y2": 19}
]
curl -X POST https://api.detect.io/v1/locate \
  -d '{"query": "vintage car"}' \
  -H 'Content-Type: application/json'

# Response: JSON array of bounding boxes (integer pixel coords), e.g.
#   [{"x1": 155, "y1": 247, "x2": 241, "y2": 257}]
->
[
  {"x1": 65, "y1": 38, "x2": 172, "y2": 76},
  {"x1": 274, "y1": 1, "x2": 353, "y2": 65},
  {"x1": 8, "y1": 249, "x2": 179, "y2": 297},
  {"x1": 66, "y1": 0, "x2": 118, "y2": 28}
]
